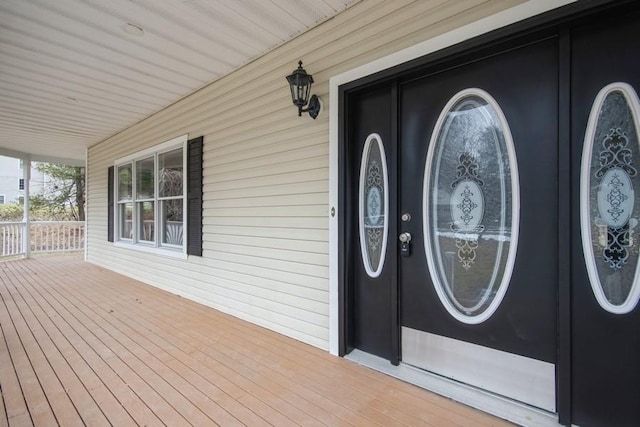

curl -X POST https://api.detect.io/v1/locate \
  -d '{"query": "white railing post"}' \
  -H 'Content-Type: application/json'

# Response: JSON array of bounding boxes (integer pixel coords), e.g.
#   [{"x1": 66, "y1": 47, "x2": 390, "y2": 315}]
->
[{"x1": 22, "y1": 155, "x2": 31, "y2": 258}]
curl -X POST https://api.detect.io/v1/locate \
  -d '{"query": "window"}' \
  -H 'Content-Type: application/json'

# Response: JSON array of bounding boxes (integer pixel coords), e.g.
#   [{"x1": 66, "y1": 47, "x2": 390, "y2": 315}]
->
[
  {"x1": 117, "y1": 163, "x2": 133, "y2": 240},
  {"x1": 423, "y1": 88, "x2": 518, "y2": 324},
  {"x1": 19, "y1": 178, "x2": 24, "y2": 190},
  {"x1": 581, "y1": 82, "x2": 640, "y2": 314},
  {"x1": 114, "y1": 135, "x2": 186, "y2": 254},
  {"x1": 359, "y1": 133, "x2": 389, "y2": 278},
  {"x1": 0, "y1": 195, "x2": 5, "y2": 204},
  {"x1": 158, "y1": 148, "x2": 184, "y2": 246}
]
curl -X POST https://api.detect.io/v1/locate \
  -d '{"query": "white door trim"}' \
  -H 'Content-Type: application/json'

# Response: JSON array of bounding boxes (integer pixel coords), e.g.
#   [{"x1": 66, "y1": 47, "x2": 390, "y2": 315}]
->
[{"x1": 328, "y1": 0, "x2": 577, "y2": 355}]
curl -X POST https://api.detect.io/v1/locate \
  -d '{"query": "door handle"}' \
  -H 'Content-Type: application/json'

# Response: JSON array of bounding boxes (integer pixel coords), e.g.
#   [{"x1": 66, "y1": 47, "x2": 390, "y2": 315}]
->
[
  {"x1": 399, "y1": 232, "x2": 412, "y2": 257},
  {"x1": 399, "y1": 232, "x2": 412, "y2": 243}
]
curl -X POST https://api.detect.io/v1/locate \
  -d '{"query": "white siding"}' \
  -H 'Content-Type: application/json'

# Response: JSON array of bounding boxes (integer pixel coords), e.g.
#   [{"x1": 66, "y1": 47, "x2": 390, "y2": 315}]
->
[{"x1": 87, "y1": 0, "x2": 525, "y2": 350}]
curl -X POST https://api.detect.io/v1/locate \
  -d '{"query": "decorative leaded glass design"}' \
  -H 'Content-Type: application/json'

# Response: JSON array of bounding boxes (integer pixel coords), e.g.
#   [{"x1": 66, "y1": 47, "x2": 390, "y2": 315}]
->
[
  {"x1": 581, "y1": 82, "x2": 640, "y2": 314},
  {"x1": 423, "y1": 89, "x2": 519, "y2": 324},
  {"x1": 359, "y1": 134, "x2": 388, "y2": 278},
  {"x1": 450, "y1": 152, "x2": 485, "y2": 270}
]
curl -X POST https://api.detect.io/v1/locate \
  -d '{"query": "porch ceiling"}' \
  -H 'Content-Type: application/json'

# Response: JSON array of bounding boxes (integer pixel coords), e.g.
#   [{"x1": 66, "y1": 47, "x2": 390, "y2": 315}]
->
[{"x1": 0, "y1": 0, "x2": 358, "y2": 166}]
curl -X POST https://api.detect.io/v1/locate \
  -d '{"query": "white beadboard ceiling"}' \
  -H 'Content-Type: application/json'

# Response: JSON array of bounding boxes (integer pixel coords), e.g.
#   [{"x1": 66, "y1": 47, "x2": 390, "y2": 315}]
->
[{"x1": 0, "y1": 0, "x2": 358, "y2": 165}]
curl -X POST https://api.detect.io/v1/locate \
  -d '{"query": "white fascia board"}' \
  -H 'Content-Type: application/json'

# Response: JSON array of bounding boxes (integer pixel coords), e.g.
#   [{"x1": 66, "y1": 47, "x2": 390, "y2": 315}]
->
[{"x1": 0, "y1": 147, "x2": 85, "y2": 166}]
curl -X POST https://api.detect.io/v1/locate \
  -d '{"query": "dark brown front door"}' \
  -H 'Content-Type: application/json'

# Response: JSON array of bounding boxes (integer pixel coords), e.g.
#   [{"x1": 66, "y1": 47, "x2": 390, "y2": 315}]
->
[
  {"x1": 345, "y1": 82, "x2": 396, "y2": 361},
  {"x1": 398, "y1": 37, "x2": 559, "y2": 412},
  {"x1": 342, "y1": 3, "x2": 640, "y2": 425},
  {"x1": 570, "y1": 8, "x2": 640, "y2": 426}
]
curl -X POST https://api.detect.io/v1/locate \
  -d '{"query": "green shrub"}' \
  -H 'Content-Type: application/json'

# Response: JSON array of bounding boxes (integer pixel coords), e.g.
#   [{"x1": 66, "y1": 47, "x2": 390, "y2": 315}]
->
[
  {"x1": 0, "y1": 203, "x2": 23, "y2": 221},
  {"x1": 0, "y1": 201, "x2": 79, "y2": 222}
]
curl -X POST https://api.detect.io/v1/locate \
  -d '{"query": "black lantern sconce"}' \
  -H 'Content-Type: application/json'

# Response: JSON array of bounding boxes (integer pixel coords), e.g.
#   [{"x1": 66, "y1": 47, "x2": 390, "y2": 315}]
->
[{"x1": 286, "y1": 61, "x2": 322, "y2": 119}]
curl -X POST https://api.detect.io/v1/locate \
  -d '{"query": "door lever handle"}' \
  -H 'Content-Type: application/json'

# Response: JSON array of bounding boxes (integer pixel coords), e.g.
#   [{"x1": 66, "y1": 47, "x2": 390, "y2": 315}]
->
[
  {"x1": 399, "y1": 232, "x2": 412, "y2": 243},
  {"x1": 399, "y1": 232, "x2": 412, "y2": 257}
]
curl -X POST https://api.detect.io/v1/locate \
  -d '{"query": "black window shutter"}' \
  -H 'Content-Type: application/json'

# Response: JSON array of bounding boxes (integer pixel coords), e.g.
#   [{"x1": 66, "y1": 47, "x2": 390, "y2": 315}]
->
[
  {"x1": 187, "y1": 136, "x2": 203, "y2": 256},
  {"x1": 107, "y1": 166, "x2": 114, "y2": 242}
]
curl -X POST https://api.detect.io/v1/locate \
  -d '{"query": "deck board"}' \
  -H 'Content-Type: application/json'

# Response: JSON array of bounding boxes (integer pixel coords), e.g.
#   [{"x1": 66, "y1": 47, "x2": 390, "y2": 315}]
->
[{"x1": 0, "y1": 255, "x2": 513, "y2": 426}]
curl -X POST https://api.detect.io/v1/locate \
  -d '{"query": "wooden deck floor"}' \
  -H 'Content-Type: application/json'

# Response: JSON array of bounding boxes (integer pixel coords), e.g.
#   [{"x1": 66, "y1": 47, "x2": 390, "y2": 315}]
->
[{"x1": 0, "y1": 255, "x2": 512, "y2": 426}]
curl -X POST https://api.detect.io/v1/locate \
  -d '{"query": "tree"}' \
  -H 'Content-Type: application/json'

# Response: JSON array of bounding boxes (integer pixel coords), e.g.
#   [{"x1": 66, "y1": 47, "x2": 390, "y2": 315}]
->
[{"x1": 34, "y1": 163, "x2": 85, "y2": 221}]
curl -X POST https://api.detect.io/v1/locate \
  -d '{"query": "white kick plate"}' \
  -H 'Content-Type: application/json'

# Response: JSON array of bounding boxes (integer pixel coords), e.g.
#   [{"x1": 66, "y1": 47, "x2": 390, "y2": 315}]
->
[{"x1": 402, "y1": 326, "x2": 556, "y2": 412}]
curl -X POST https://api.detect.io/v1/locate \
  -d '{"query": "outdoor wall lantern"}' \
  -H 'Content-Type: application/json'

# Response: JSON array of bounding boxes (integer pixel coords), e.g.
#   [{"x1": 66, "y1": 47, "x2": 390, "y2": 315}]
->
[{"x1": 286, "y1": 61, "x2": 322, "y2": 119}]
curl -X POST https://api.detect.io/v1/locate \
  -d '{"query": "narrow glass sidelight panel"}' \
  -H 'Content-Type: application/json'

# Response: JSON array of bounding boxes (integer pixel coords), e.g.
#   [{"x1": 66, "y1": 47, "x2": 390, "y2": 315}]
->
[
  {"x1": 581, "y1": 82, "x2": 640, "y2": 314},
  {"x1": 359, "y1": 133, "x2": 389, "y2": 278},
  {"x1": 423, "y1": 89, "x2": 519, "y2": 324}
]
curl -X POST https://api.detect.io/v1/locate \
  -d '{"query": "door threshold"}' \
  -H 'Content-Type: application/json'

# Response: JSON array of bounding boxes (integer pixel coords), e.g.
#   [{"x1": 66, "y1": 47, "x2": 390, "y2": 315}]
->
[{"x1": 345, "y1": 349, "x2": 560, "y2": 427}]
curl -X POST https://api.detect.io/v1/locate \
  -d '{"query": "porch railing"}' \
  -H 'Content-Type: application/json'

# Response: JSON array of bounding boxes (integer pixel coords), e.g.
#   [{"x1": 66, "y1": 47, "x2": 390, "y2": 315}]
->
[
  {"x1": 0, "y1": 221, "x2": 85, "y2": 258},
  {"x1": 0, "y1": 222, "x2": 24, "y2": 257}
]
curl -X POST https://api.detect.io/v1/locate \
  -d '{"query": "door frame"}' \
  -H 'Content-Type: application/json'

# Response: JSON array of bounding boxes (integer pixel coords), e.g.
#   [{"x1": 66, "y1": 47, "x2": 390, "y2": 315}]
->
[{"x1": 329, "y1": 0, "x2": 625, "y2": 425}]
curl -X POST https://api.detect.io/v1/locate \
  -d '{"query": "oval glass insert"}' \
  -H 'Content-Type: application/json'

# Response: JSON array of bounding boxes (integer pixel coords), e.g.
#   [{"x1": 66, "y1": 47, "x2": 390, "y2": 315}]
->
[
  {"x1": 581, "y1": 82, "x2": 640, "y2": 314},
  {"x1": 423, "y1": 89, "x2": 519, "y2": 324},
  {"x1": 359, "y1": 133, "x2": 389, "y2": 278}
]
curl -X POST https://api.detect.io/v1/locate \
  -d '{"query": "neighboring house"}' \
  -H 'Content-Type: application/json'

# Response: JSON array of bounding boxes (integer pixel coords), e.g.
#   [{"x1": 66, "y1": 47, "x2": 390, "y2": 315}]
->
[
  {"x1": 0, "y1": 155, "x2": 48, "y2": 204},
  {"x1": 1, "y1": 1, "x2": 634, "y2": 426}
]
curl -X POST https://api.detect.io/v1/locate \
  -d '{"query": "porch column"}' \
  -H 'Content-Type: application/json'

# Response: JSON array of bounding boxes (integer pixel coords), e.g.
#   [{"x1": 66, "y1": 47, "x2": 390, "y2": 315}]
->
[{"x1": 22, "y1": 155, "x2": 31, "y2": 258}]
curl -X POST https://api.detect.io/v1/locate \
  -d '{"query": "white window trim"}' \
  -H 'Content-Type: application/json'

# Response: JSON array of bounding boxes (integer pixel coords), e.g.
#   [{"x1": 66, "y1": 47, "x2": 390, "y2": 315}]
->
[{"x1": 114, "y1": 134, "x2": 188, "y2": 258}]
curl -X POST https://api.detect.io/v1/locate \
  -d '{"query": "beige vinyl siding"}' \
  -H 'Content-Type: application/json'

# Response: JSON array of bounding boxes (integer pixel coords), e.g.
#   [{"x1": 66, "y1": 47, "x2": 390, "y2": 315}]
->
[{"x1": 87, "y1": 0, "x2": 525, "y2": 350}]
